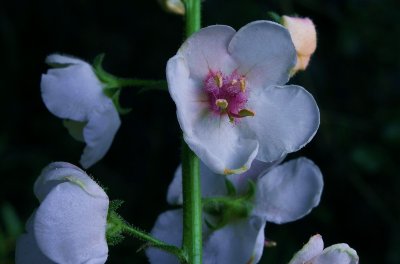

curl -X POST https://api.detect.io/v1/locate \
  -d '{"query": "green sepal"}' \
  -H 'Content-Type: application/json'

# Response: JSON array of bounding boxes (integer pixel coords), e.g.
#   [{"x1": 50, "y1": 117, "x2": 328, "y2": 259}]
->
[
  {"x1": 93, "y1": 54, "x2": 119, "y2": 89},
  {"x1": 224, "y1": 179, "x2": 236, "y2": 196},
  {"x1": 111, "y1": 89, "x2": 132, "y2": 115},
  {"x1": 106, "y1": 199, "x2": 127, "y2": 246},
  {"x1": 202, "y1": 180, "x2": 256, "y2": 230},
  {"x1": 267, "y1": 11, "x2": 282, "y2": 24}
]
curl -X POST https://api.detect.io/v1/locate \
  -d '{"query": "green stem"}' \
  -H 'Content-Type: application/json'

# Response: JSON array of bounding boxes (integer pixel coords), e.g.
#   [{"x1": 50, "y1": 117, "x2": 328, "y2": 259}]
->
[
  {"x1": 181, "y1": 0, "x2": 202, "y2": 263},
  {"x1": 182, "y1": 142, "x2": 202, "y2": 264},
  {"x1": 185, "y1": 0, "x2": 201, "y2": 37},
  {"x1": 122, "y1": 224, "x2": 188, "y2": 262}
]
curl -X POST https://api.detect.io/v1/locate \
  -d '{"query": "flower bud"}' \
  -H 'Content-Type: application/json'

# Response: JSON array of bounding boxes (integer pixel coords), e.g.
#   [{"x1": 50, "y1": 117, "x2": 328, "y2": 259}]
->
[
  {"x1": 282, "y1": 15, "x2": 317, "y2": 73},
  {"x1": 158, "y1": 0, "x2": 185, "y2": 15}
]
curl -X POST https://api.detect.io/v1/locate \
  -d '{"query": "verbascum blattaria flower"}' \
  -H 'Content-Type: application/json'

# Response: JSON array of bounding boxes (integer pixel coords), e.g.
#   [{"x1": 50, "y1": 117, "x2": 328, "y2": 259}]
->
[
  {"x1": 41, "y1": 54, "x2": 121, "y2": 168},
  {"x1": 146, "y1": 157, "x2": 323, "y2": 263},
  {"x1": 167, "y1": 21, "x2": 319, "y2": 175},
  {"x1": 289, "y1": 234, "x2": 359, "y2": 264},
  {"x1": 15, "y1": 162, "x2": 109, "y2": 264}
]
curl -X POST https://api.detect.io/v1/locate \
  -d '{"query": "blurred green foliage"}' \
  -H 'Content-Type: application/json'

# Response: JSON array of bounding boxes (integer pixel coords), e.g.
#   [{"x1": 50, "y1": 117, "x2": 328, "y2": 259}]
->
[{"x1": 0, "y1": 0, "x2": 399, "y2": 263}]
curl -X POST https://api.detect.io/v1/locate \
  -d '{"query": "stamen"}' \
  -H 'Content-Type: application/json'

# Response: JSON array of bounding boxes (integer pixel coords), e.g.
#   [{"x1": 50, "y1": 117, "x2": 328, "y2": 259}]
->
[
  {"x1": 215, "y1": 99, "x2": 228, "y2": 110},
  {"x1": 214, "y1": 73, "x2": 223, "y2": 88},
  {"x1": 240, "y1": 77, "x2": 246, "y2": 92},
  {"x1": 238, "y1": 109, "x2": 255, "y2": 117},
  {"x1": 231, "y1": 79, "x2": 238, "y2": 85}
]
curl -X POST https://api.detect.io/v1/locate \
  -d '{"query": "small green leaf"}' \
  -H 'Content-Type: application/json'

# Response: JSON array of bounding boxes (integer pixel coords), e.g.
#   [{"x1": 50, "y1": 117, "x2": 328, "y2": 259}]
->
[{"x1": 1, "y1": 203, "x2": 22, "y2": 237}]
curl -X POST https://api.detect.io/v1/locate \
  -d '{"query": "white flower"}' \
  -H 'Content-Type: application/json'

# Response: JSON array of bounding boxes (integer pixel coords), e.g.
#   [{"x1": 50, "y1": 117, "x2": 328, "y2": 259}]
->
[
  {"x1": 41, "y1": 54, "x2": 121, "y2": 168},
  {"x1": 15, "y1": 162, "x2": 109, "y2": 264},
  {"x1": 282, "y1": 15, "x2": 317, "y2": 73},
  {"x1": 167, "y1": 20, "x2": 320, "y2": 175},
  {"x1": 146, "y1": 157, "x2": 323, "y2": 263},
  {"x1": 289, "y1": 234, "x2": 359, "y2": 264}
]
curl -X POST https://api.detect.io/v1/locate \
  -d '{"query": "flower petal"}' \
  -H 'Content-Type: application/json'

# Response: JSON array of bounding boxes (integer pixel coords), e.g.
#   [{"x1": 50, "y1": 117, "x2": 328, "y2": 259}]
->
[
  {"x1": 177, "y1": 25, "x2": 237, "y2": 82},
  {"x1": 248, "y1": 85, "x2": 319, "y2": 162},
  {"x1": 15, "y1": 212, "x2": 54, "y2": 264},
  {"x1": 203, "y1": 216, "x2": 266, "y2": 264},
  {"x1": 41, "y1": 54, "x2": 110, "y2": 122},
  {"x1": 34, "y1": 181, "x2": 109, "y2": 264},
  {"x1": 15, "y1": 233, "x2": 55, "y2": 264},
  {"x1": 288, "y1": 234, "x2": 324, "y2": 264},
  {"x1": 168, "y1": 54, "x2": 259, "y2": 174},
  {"x1": 253, "y1": 157, "x2": 323, "y2": 224},
  {"x1": 167, "y1": 162, "x2": 228, "y2": 205},
  {"x1": 34, "y1": 162, "x2": 107, "y2": 202},
  {"x1": 46, "y1": 53, "x2": 88, "y2": 65},
  {"x1": 228, "y1": 21, "x2": 296, "y2": 89},
  {"x1": 311, "y1": 244, "x2": 359, "y2": 264},
  {"x1": 146, "y1": 209, "x2": 183, "y2": 264},
  {"x1": 80, "y1": 103, "x2": 121, "y2": 168}
]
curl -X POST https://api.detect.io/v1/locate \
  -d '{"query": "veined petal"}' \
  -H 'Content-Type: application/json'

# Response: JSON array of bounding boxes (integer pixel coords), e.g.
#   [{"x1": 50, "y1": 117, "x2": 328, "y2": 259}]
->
[
  {"x1": 80, "y1": 102, "x2": 121, "y2": 168},
  {"x1": 228, "y1": 21, "x2": 296, "y2": 89},
  {"x1": 146, "y1": 209, "x2": 183, "y2": 264},
  {"x1": 289, "y1": 234, "x2": 324, "y2": 264},
  {"x1": 178, "y1": 25, "x2": 237, "y2": 82},
  {"x1": 311, "y1": 244, "x2": 359, "y2": 264},
  {"x1": 168, "y1": 55, "x2": 258, "y2": 174},
  {"x1": 203, "y1": 216, "x2": 266, "y2": 264},
  {"x1": 248, "y1": 85, "x2": 319, "y2": 163},
  {"x1": 184, "y1": 114, "x2": 259, "y2": 175},
  {"x1": 41, "y1": 54, "x2": 110, "y2": 122},
  {"x1": 34, "y1": 181, "x2": 109, "y2": 264},
  {"x1": 253, "y1": 158, "x2": 323, "y2": 224},
  {"x1": 34, "y1": 162, "x2": 107, "y2": 202}
]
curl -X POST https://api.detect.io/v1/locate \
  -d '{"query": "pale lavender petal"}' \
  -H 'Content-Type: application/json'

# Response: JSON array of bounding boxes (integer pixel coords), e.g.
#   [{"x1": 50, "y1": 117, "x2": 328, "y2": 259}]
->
[
  {"x1": 203, "y1": 216, "x2": 265, "y2": 264},
  {"x1": 15, "y1": 212, "x2": 54, "y2": 264},
  {"x1": 228, "y1": 21, "x2": 296, "y2": 89},
  {"x1": 311, "y1": 244, "x2": 359, "y2": 264},
  {"x1": 80, "y1": 103, "x2": 121, "y2": 168},
  {"x1": 253, "y1": 157, "x2": 323, "y2": 224},
  {"x1": 34, "y1": 181, "x2": 108, "y2": 264},
  {"x1": 178, "y1": 25, "x2": 237, "y2": 82},
  {"x1": 34, "y1": 162, "x2": 107, "y2": 202},
  {"x1": 15, "y1": 233, "x2": 54, "y2": 264},
  {"x1": 247, "y1": 85, "x2": 319, "y2": 163},
  {"x1": 289, "y1": 234, "x2": 324, "y2": 264},
  {"x1": 41, "y1": 54, "x2": 109, "y2": 122},
  {"x1": 146, "y1": 209, "x2": 183, "y2": 264},
  {"x1": 46, "y1": 53, "x2": 87, "y2": 65},
  {"x1": 167, "y1": 163, "x2": 228, "y2": 205}
]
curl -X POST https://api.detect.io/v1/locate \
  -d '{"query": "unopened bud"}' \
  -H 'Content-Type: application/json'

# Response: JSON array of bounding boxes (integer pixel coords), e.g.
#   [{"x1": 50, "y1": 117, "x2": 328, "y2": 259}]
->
[
  {"x1": 282, "y1": 15, "x2": 317, "y2": 74},
  {"x1": 158, "y1": 0, "x2": 185, "y2": 15}
]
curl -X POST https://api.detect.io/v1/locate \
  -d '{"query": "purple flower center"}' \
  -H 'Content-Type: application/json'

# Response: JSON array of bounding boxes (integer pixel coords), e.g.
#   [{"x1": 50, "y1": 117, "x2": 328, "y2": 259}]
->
[{"x1": 204, "y1": 70, "x2": 254, "y2": 122}]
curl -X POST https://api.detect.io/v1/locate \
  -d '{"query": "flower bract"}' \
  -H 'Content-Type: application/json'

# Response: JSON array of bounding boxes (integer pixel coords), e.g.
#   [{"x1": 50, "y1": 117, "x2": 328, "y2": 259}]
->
[
  {"x1": 15, "y1": 162, "x2": 109, "y2": 264},
  {"x1": 41, "y1": 54, "x2": 121, "y2": 168},
  {"x1": 167, "y1": 21, "x2": 320, "y2": 174}
]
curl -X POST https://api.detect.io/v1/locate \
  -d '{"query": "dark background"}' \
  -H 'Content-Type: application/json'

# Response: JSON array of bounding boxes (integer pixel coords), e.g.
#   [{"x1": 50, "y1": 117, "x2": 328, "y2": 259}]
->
[{"x1": 1, "y1": 0, "x2": 399, "y2": 263}]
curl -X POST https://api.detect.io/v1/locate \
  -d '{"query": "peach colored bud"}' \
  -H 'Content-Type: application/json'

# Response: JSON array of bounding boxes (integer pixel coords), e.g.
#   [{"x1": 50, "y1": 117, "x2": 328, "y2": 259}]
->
[
  {"x1": 282, "y1": 15, "x2": 317, "y2": 73},
  {"x1": 158, "y1": 0, "x2": 185, "y2": 15}
]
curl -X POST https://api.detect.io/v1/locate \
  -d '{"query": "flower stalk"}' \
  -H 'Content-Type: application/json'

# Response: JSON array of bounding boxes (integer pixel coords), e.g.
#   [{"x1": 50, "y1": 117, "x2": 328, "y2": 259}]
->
[{"x1": 181, "y1": 0, "x2": 202, "y2": 262}]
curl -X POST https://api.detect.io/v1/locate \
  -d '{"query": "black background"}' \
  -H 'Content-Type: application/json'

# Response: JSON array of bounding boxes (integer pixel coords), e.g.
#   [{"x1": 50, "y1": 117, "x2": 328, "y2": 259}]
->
[{"x1": 1, "y1": 0, "x2": 399, "y2": 263}]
